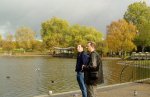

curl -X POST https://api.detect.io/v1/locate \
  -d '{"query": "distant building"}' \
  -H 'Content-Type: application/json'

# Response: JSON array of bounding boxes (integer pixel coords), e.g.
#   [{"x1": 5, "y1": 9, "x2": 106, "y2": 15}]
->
[
  {"x1": 53, "y1": 47, "x2": 75, "y2": 58},
  {"x1": 130, "y1": 52, "x2": 150, "y2": 60}
]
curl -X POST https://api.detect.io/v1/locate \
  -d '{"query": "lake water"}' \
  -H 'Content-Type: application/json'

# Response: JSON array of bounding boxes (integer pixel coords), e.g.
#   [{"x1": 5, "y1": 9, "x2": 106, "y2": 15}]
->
[{"x1": 0, "y1": 56, "x2": 149, "y2": 97}]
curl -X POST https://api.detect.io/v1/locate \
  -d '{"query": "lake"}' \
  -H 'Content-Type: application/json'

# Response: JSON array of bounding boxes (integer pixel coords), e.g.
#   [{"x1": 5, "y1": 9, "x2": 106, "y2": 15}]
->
[{"x1": 0, "y1": 56, "x2": 149, "y2": 97}]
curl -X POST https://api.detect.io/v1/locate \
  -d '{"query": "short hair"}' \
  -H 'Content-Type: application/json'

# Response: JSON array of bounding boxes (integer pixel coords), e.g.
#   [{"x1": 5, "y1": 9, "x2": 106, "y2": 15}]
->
[
  {"x1": 88, "y1": 41, "x2": 96, "y2": 48},
  {"x1": 77, "y1": 44, "x2": 85, "y2": 48}
]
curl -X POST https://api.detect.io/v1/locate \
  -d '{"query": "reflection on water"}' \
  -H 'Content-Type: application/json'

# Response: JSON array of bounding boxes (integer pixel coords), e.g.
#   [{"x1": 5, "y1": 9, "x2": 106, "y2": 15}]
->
[
  {"x1": 0, "y1": 56, "x2": 149, "y2": 97},
  {"x1": 103, "y1": 59, "x2": 122, "y2": 84}
]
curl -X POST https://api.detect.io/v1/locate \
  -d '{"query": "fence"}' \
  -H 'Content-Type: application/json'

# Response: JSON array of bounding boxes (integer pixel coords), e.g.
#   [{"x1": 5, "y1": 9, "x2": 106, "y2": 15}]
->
[{"x1": 120, "y1": 60, "x2": 150, "y2": 83}]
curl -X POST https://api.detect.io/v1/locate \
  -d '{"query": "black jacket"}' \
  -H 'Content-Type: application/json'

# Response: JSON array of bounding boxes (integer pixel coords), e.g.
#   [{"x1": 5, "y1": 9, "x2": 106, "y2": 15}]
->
[{"x1": 84, "y1": 51, "x2": 104, "y2": 85}]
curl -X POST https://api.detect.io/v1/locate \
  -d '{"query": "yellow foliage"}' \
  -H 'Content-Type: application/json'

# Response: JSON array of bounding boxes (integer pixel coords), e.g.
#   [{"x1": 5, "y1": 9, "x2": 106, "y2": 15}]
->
[{"x1": 106, "y1": 19, "x2": 137, "y2": 52}]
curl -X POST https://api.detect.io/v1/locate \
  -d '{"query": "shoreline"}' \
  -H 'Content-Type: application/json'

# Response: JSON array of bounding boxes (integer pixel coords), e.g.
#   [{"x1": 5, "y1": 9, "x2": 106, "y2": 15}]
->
[
  {"x1": 0, "y1": 54, "x2": 122, "y2": 59},
  {"x1": 0, "y1": 54, "x2": 52, "y2": 57},
  {"x1": 102, "y1": 57, "x2": 121, "y2": 60},
  {"x1": 34, "y1": 78, "x2": 150, "y2": 97}
]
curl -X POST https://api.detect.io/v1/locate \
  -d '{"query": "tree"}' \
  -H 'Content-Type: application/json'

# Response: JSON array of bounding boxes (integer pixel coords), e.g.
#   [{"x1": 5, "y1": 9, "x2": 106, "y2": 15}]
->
[
  {"x1": 124, "y1": 1, "x2": 150, "y2": 52},
  {"x1": 0, "y1": 34, "x2": 2, "y2": 48},
  {"x1": 41, "y1": 17, "x2": 103, "y2": 53},
  {"x1": 106, "y1": 19, "x2": 137, "y2": 57},
  {"x1": 124, "y1": 2, "x2": 150, "y2": 28},
  {"x1": 41, "y1": 17, "x2": 70, "y2": 51},
  {"x1": 134, "y1": 22, "x2": 150, "y2": 52},
  {"x1": 15, "y1": 26, "x2": 36, "y2": 51},
  {"x1": 2, "y1": 33, "x2": 15, "y2": 53},
  {"x1": 30, "y1": 40, "x2": 44, "y2": 52},
  {"x1": 69, "y1": 25, "x2": 103, "y2": 51}
]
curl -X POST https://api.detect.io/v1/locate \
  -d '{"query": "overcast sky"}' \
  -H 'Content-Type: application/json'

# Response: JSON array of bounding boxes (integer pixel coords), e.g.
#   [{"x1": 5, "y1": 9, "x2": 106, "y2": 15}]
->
[{"x1": 0, "y1": 0, "x2": 150, "y2": 39}]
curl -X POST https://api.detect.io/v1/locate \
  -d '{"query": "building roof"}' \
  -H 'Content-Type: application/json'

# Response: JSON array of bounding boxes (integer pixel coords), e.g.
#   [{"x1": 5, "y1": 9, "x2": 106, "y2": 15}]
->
[{"x1": 54, "y1": 47, "x2": 75, "y2": 50}]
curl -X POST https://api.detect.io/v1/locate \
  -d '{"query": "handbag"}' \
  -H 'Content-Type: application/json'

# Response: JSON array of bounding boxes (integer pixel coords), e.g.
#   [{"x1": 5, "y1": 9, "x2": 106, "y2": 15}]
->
[{"x1": 89, "y1": 71, "x2": 98, "y2": 80}]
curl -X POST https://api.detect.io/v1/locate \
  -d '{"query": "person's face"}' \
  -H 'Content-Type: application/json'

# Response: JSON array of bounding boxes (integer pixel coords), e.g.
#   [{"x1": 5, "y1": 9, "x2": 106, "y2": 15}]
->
[
  {"x1": 87, "y1": 43, "x2": 92, "y2": 52},
  {"x1": 77, "y1": 45, "x2": 83, "y2": 52}
]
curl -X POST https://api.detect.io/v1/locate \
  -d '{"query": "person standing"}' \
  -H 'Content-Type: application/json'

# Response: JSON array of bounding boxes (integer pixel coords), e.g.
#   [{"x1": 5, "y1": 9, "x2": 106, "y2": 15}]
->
[
  {"x1": 75, "y1": 44, "x2": 89, "y2": 97},
  {"x1": 83, "y1": 41, "x2": 104, "y2": 97}
]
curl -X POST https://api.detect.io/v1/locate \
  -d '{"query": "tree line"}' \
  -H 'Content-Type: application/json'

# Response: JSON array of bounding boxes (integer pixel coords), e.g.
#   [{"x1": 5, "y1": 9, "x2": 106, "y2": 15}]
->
[
  {"x1": 0, "y1": 18, "x2": 103, "y2": 54},
  {"x1": 0, "y1": 27, "x2": 43, "y2": 54},
  {"x1": 106, "y1": 1, "x2": 150, "y2": 57},
  {"x1": 0, "y1": 1, "x2": 150, "y2": 56}
]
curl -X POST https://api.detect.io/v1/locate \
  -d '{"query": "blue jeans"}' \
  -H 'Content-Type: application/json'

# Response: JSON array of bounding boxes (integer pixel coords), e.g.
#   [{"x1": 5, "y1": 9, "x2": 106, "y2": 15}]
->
[{"x1": 77, "y1": 72, "x2": 87, "y2": 97}]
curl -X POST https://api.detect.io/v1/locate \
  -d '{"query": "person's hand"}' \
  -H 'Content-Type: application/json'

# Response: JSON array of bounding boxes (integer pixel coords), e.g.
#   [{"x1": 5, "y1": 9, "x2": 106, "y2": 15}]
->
[{"x1": 82, "y1": 65, "x2": 85, "y2": 70}]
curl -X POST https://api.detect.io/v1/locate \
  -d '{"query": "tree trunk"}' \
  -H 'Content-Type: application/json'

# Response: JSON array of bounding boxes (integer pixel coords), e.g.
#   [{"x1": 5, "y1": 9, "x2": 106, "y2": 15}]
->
[
  {"x1": 121, "y1": 50, "x2": 124, "y2": 59},
  {"x1": 142, "y1": 46, "x2": 145, "y2": 52}
]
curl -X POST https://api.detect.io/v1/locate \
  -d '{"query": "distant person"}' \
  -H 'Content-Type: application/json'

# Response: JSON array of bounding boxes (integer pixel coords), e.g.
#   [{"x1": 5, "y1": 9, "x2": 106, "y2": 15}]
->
[
  {"x1": 75, "y1": 44, "x2": 89, "y2": 97},
  {"x1": 83, "y1": 41, "x2": 104, "y2": 97}
]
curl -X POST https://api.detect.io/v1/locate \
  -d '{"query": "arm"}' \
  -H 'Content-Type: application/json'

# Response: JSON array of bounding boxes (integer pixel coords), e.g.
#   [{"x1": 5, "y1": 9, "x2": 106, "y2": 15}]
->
[
  {"x1": 82, "y1": 53, "x2": 89, "y2": 65},
  {"x1": 83, "y1": 52, "x2": 97, "y2": 71}
]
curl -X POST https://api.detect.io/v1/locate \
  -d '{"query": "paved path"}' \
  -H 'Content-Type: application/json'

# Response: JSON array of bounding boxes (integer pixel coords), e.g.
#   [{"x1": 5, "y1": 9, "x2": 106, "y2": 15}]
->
[
  {"x1": 34, "y1": 81, "x2": 150, "y2": 97},
  {"x1": 96, "y1": 82, "x2": 150, "y2": 97}
]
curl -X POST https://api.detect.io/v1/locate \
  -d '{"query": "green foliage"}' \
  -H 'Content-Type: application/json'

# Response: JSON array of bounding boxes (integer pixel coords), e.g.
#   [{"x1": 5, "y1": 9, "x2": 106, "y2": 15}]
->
[
  {"x1": 2, "y1": 33, "x2": 15, "y2": 52},
  {"x1": 31, "y1": 40, "x2": 44, "y2": 52},
  {"x1": 0, "y1": 34, "x2": 2, "y2": 48},
  {"x1": 13, "y1": 48, "x2": 24, "y2": 53},
  {"x1": 124, "y1": 1, "x2": 150, "y2": 52},
  {"x1": 134, "y1": 22, "x2": 150, "y2": 51},
  {"x1": 41, "y1": 17, "x2": 103, "y2": 52},
  {"x1": 124, "y1": 2, "x2": 150, "y2": 28},
  {"x1": 68, "y1": 25, "x2": 102, "y2": 47},
  {"x1": 15, "y1": 26, "x2": 36, "y2": 51},
  {"x1": 0, "y1": 34, "x2": 2, "y2": 40},
  {"x1": 41, "y1": 17, "x2": 70, "y2": 51}
]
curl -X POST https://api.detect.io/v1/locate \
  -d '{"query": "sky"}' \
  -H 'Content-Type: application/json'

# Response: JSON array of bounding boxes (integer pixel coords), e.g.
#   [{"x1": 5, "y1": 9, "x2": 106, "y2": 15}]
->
[{"x1": 0, "y1": 0, "x2": 150, "y2": 39}]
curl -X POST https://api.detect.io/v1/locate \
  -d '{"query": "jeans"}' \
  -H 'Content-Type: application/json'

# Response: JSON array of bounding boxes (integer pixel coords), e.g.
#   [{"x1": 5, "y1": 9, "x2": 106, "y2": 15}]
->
[{"x1": 77, "y1": 72, "x2": 87, "y2": 97}]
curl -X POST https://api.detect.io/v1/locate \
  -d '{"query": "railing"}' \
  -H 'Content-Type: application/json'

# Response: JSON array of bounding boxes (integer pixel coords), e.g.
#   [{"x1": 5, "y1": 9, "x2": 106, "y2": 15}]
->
[
  {"x1": 131, "y1": 52, "x2": 150, "y2": 60},
  {"x1": 120, "y1": 60, "x2": 150, "y2": 83}
]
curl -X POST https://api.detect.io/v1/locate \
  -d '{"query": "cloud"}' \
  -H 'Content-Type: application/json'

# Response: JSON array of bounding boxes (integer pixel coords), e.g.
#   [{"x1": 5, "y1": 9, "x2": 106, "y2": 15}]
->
[
  {"x1": 0, "y1": 0, "x2": 149, "y2": 38},
  {"x1": 0, "y1": 22, "x2": 13, "y2": 37}
]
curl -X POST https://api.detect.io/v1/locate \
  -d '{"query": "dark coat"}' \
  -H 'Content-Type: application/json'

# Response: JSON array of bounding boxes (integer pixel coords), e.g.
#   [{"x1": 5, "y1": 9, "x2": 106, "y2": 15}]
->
[
  {"x1": 84, "y1": 51, "x2": 104, "y2": 85},
  {"x1": 75, "y1": 51, "x2": 89, "y2": 72}
]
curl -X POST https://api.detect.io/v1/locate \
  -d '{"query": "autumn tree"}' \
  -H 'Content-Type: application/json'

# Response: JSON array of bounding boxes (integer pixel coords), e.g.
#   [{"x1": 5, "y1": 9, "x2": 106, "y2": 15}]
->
[
  {"x1": 0, "y1": 34, "x2": 2, "y2": 48},
  {"x1": 41, "y1": 17, "x2": 70, "y2": 51},
  {"x1": 2, "y1": 33, "x2": 15, "y2": 53},
  {"x1": 69, "y1": 24, "x2": 103, "y2": 51},
  {"x1": 31, "y1": 40, "x2": 44, "y2": 52},
  {"x1": 15, "y1": 26, "x2": 36, "y2": 51},
  {"x1": 41, "y1": 17, "x2": 103, "y2": 53},
  {"x1": 106, "y1": 19, "x2": 137, "y2": 57},
  {"x1": 124, "y1": 1, "x2": 150, "y2": 52}
]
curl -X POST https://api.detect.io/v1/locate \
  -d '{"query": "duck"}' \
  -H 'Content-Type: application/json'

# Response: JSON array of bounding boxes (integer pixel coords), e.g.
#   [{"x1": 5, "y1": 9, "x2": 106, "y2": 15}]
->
[
  {"x1": 51, "y1": 80, "x2": 54, "y2": 83},
  {"x1": 6, "y1": 76, "x2": 10, "y2": 79}
]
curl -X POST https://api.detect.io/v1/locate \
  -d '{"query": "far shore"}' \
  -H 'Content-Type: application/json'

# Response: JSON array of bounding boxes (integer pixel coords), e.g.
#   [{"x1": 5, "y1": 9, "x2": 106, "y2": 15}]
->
[
  {"x1": 102, "y1": 57, "x2": 121, "y2": 60},
  {"x1": 0, "y1": 53, "x2": 52, "y2": 57},
  {"x1": 0, "y1": 54, "x2": 122, "y2": 60}
]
